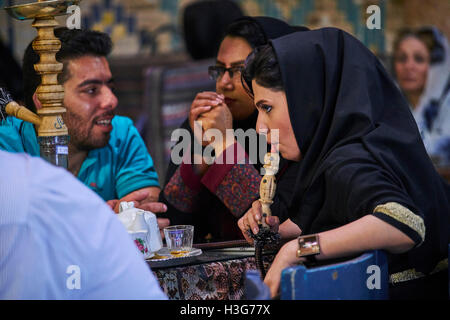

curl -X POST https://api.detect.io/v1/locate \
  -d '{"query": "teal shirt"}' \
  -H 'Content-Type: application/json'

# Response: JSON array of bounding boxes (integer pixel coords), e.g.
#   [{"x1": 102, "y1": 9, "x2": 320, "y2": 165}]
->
[{"x1": 0, "y1": 116, "x2": 160, "y2": 200}]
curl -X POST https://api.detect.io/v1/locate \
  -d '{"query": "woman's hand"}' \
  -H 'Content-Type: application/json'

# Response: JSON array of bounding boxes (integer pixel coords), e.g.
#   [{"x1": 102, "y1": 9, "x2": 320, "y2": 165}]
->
[
  {"x1": 264, "y1": 239, "x2": 304, "y2": 298},
  {"x1": 189, "y1": 92, "x2": 224, "y2": 145},
  {"x1": 264, "y1": 214, "x2": 418, "y2": 298},
  {"x1": 238, "y1": 200, "x2": 280, "y2": 245},
  {"x1": 157, "y1": 217, "x2": 170, "y2": 239},
  {"x1": 198, "y1": 98, "x2": 234, "y2": 155}
]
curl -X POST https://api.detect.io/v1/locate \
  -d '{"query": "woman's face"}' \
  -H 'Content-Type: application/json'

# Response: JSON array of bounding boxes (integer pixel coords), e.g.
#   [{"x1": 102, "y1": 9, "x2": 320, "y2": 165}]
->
[
  {"x1": 215, "y1": 36, "x2": 255, "y2": 120},
  {"x1": 394, "y1": 36, "x2": 430, "y2": 95},
  {"x1": 252, "y1": 80, "x2": 302, "y2": 161}
]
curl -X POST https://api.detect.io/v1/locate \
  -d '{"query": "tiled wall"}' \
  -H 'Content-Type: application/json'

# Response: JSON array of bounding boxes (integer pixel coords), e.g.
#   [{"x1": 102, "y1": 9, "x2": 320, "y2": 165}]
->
[{"x1": 1, "y1": 0, "x2": 449, "y2": 63}]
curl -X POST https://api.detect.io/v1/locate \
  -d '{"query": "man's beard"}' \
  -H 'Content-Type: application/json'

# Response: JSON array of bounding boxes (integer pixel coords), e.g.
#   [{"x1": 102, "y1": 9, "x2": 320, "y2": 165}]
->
[{"x1": 63, "y1": 112, "x2": 112, "y2": 151}]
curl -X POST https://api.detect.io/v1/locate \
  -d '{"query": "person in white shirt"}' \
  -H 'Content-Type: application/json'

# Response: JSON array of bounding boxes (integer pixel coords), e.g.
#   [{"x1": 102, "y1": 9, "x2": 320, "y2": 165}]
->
[{"x1": 0, "y1": 150, "x2": 167, "y2": 300}]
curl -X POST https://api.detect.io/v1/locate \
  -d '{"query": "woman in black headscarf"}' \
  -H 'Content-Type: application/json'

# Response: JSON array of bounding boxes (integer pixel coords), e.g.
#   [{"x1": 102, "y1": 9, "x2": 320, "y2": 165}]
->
[
  {"x1": 159, "y1": 17, "x2": 307, "y2": 243},
  {"x1": 240, "y1": 28, "x2": 449, "y2": 299}
]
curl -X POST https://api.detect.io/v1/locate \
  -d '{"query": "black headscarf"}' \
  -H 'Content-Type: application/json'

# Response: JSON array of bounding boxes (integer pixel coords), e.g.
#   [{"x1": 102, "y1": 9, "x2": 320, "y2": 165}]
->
[
  {"x1": 271, "y1": 28, "x2": 449, "y2": 274},
  {"x1": 222, "y1": 16, "x2": 310, "y2": 159}
]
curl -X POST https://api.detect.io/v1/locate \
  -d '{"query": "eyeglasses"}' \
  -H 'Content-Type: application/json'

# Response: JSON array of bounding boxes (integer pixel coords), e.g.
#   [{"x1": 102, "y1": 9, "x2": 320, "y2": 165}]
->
[{"x1": 208, "y1": 65, "x2": 244, "y2": 81}]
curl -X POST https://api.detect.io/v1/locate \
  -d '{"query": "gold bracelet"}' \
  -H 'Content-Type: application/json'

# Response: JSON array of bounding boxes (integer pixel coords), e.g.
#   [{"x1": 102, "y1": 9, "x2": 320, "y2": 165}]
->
[{"x1": 296, "y1": 234, "x2": 320, "y2": 259}]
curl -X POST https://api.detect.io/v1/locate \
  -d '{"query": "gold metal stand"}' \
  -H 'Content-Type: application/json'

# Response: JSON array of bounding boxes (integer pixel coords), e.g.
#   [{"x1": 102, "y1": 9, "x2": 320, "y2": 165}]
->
[{"x1": 2, "y1": 0, "x2": 81, "y2": 167}]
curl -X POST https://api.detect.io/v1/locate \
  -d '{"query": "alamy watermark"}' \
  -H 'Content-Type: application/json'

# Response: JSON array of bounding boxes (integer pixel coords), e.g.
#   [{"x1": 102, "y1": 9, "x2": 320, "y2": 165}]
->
[
  {"x1": 366, "y1": 264, "x2": 382, "y2": 290},
  {"x1": 366, "y1": 5, "x2": 381, "y2": 30},
  {"x1": 65, "y1": 4, "x2": 381, "y2": 34},
  {"x1": 66, "y1": 264, "x2": 81, "y2": 290},
  {"x1": 170, "y1": 121, "x2": 279, "y2": 174},
  {"x1": 66, "y1": 5, "x2": 81, "y2": 30}
]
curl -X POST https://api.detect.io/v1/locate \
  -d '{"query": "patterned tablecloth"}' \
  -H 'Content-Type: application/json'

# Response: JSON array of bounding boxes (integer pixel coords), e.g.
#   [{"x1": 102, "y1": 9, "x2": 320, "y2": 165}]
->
[{"x1": 152, "y1": 255, "x2": 274, "y2": 300}]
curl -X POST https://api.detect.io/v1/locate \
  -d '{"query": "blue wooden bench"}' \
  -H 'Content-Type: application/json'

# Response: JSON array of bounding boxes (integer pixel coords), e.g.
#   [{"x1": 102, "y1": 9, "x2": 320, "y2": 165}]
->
[
  {"x1": 244, "y1": 270, "x2": 271, "y2": 300},
  {"x1": 280, "y1": 250, "x2": 389, "y2": 300},
  {"x1": 244, "y1": 250, "x2": 389, "y2": 300}
]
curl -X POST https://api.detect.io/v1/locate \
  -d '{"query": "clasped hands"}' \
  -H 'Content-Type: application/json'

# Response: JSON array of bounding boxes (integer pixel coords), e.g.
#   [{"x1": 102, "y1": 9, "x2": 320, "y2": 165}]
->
[{"x1": 189, "y1": 91, "x2": 235, "y2": 157}]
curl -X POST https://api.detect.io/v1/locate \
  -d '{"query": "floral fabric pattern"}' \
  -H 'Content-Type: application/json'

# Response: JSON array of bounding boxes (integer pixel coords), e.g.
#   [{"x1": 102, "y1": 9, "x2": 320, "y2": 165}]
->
[
  {"x1": 214, "y1": 164, "x2": 261, "y2": 218},
  {"x1": 163, "y1": 167, "x2": 201, "y2": 212},
  {"x1": 152, "y1": 256, "x2": 273, "y2": 300}
]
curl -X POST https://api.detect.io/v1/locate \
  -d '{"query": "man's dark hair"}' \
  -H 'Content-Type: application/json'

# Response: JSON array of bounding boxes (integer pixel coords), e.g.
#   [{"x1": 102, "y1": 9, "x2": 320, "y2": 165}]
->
[
  {"x1": 22, "y1": 27, "x2": 112, "y2": 112},
  {"x1": 242, "y1": 44, "x2": 284, "y2": 97}
]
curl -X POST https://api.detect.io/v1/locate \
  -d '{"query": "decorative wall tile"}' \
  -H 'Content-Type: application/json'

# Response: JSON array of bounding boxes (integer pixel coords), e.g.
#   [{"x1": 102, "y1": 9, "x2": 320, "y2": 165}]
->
[{"x1": 1, "y1": 0, "x2": 448, "y2": 62}]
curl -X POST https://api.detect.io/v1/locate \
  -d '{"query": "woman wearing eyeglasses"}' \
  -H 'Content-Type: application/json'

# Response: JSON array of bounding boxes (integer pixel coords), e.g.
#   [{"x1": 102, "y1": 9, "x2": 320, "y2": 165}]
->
[{"x1": 159, "y1": 17, "x2": 307, "y2": 243}]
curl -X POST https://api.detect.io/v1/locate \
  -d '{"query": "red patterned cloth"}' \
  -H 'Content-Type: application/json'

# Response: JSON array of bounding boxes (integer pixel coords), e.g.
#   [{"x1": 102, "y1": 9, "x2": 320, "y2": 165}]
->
[
  {"x1": 164, "y1": 142, "x2": 260, "y2": 217},
  {"x1": 162, "y1": 141, "x2": 262, "y2": 241},
  {"x1": 153, "y1": 256, "x2": 274, "y2": 300},
  {"x1": 163, "y1": 163, "x2": 203, "y2": 212}
]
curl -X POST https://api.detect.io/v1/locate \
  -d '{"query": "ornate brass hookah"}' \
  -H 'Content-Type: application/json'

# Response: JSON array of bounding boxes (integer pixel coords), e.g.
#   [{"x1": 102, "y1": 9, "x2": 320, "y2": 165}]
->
[
  {"x1": 0, "y1": 0, "x2": 81, "y2": 168},
  {"x1": 249, "y1": 151, "x2": 281, "y2": 279}
]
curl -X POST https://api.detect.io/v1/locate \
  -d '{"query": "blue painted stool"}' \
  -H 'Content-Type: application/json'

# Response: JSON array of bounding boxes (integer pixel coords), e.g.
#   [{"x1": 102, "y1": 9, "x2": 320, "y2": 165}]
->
[
  {"x1": 280, "y1": 250, "x2": 389, "y2": 300},
  {"x1": 244, "y1": 270, "x2": 271, "y2": 300}
]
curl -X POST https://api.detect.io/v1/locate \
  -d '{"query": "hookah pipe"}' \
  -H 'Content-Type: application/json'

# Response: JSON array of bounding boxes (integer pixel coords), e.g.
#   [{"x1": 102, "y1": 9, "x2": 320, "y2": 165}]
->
[
  {"x1": 0, "y1": 85, "x2": 69, "y2": 168},
  {"x1": 0, "y1": 88, "x2": 42, "y2": 126},
  {"x1": 0, "y1": 0, "x2": 81, "y2": 168},
  {"x1": 248, "y1": 151, "x2": 281, "y2": 279}
]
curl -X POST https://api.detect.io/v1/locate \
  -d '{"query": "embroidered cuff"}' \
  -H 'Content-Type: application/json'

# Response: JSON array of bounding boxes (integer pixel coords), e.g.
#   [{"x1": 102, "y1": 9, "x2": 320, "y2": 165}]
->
[
  {"x1": 163, "y1": 167, "x2": 201, "y2": 213},
  {"x1": 389, "y1": 259, "x2": 448, "y2": 284},
  {"x1": 214, "y1": 164, "x2": 261, "y2": 217},
  {"x1": 372, "y1": 202, "x2": 426, "y2": 246}
]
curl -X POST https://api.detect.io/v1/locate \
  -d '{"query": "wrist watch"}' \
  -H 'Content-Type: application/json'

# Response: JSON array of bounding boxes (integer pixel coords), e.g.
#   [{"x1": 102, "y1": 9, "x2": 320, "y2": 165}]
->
[{"x1": 296, "y1": 234, "x2": 320, "y2": 262}]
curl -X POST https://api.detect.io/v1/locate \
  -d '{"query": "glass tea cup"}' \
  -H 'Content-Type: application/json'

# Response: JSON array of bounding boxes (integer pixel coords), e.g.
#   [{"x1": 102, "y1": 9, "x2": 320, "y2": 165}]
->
[{"x1": 163, "y1": 225, "x2": 194, "y2": 255}]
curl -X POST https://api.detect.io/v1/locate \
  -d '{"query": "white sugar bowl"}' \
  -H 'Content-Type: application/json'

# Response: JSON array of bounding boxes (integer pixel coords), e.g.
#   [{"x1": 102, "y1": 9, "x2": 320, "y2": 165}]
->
[{"x1": 117, "y1": 201, "x2": 163, "y2": 259}]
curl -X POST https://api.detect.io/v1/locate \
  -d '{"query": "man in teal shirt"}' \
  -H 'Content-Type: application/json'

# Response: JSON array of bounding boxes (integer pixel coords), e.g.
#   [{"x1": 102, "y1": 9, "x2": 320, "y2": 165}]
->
[{"x1": 0, "y1": 27, "x2": 169, "y2": 225}]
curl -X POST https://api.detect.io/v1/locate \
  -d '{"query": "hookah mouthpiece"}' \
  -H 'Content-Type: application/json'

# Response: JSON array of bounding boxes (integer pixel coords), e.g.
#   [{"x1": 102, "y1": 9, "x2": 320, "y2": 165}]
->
[
  {"x1": 250, "y1": 151, "x2": 282, "y2": 279},
  {"x1": 0, "y1": 87, "x2": 13, "y2": 119}
]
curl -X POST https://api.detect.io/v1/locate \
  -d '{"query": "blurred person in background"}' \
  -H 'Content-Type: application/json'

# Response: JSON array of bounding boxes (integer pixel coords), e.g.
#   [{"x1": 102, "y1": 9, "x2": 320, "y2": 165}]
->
[
  {"x1": 393, "y1": 26, "x2": 450, "y2": 166},
  {"x1": 0, "y1": 36, "x2": 23, "y2": 103},
  {"x1": 182, "y1": 0, "x2": 243, "y2": 60}
]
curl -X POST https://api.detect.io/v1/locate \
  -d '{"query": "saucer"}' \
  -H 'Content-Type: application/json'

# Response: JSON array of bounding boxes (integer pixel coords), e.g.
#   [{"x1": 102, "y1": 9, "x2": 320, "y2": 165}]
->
[{"x1": 146, "y1": 247, "x2": 202, "y2": 268}]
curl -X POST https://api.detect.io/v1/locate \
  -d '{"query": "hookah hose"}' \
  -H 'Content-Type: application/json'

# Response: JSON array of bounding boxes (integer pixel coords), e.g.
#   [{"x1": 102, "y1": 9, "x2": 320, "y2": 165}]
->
[
  {"x1": 255, "y1": 240, "x2": 266, "y2": 278},
  {"x1": 249, "y1": 227, "x2": 280, "y2": 280}
]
